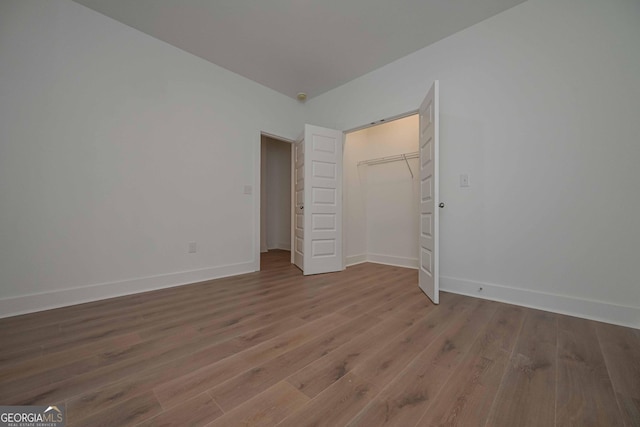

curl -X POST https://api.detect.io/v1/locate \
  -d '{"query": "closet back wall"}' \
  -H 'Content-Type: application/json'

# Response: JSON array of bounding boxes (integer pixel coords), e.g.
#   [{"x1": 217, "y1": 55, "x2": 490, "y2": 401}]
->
[{"x1": 344, "y1": 115, "x2": 419, "y2": 268}]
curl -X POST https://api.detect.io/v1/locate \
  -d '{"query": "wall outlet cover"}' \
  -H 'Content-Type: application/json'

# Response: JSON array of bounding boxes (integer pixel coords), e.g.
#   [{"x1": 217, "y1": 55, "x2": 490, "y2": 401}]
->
[{"x1": 459, "y1": 174, "x2": 470, "y2": 188}]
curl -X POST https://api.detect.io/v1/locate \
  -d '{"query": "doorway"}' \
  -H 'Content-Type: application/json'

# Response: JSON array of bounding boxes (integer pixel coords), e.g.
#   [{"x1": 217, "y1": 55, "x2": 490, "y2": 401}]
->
[
  {"x1": 343, "y1": 114, "x2": 420, "y2": 269},
  {"x1": 260, "y1": 135, "x2": 292, "y2": 268}
]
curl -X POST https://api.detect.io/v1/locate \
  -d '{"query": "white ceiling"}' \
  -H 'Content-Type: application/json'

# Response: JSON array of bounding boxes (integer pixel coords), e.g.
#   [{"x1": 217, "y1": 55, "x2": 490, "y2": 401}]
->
[{"x1": 72, "y1": 0, "x2": 526, "y2": 99}]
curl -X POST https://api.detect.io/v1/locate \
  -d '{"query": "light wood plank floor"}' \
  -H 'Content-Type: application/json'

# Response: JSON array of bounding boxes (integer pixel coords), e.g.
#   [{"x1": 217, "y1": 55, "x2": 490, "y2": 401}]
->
[{"x1": 0, "y1": 250, "x2": 638, "y2": 426}]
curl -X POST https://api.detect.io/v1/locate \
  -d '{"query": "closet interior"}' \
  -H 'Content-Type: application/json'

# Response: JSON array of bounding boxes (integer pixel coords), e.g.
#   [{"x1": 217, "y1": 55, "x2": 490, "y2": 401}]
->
[{"x1": 344, "y1": 114, "x2": 420, "y2": 268}]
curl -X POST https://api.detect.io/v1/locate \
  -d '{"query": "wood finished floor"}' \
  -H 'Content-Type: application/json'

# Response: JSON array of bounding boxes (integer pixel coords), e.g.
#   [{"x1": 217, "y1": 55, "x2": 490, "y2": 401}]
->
[{"x1": 0, "y1": 250, "x2": 638, "y2": 427}]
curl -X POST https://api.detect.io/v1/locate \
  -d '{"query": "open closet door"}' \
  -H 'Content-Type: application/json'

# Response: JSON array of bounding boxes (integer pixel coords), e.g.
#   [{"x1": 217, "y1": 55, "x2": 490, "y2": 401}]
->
[
  {"x1": 418, "y1": 81, "x2": 440, "y2": 304},
  {"x1": 299, "y1": 124, "x2": 344, "y2": 275}
]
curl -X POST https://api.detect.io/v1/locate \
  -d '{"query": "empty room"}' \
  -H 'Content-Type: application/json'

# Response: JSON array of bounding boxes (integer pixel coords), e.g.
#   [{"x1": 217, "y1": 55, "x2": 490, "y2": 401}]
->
[{"x1": 0, "y1": 0, "x2": 638, "y2": 426}]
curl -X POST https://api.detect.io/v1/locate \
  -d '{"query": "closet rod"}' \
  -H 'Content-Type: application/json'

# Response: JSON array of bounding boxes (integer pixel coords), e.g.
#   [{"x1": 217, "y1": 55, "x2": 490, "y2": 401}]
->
[
  {"x1": 357, "y1": 152, "x2": 419, "y2": 166},
  {"x1": 357, "y1": 151, "x2": 418, "y2": 178}
]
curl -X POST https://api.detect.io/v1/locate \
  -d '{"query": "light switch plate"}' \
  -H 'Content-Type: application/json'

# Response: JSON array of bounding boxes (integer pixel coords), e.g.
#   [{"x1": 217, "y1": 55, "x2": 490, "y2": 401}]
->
[{"x1": 460, "y1": 174, "x2": 470, "y2": 188}]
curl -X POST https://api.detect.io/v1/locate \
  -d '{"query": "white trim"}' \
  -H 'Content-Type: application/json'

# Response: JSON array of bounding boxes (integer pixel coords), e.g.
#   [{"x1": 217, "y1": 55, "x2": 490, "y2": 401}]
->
[
  {"x1": 346, "y1": 254, "x2": 367, "y2": 267},
  {"x1": 261, "y1": 132, "x2": 295, "y2": 144},
  {"x1": 0, "y1": 262, "x2": 254, "y2": 319},
  {"x1": 440, "y1": 276, "x2": 639, "y2": 329},
  {"x1": 266, "y1": 242, "x2": 291, "y2": 251},
  {"x1": 345, "y1": 253, "x2": 418, "y2": 269},
  {"x1": 277, "y1": 241, "x2": 291, "y2": 251},
  {"x1": 344, "y1": 110, "x2": 419, "y2": 134},
  {"x1": 254, "y1": 131, "x2": 262, "y2": 272},
  {"x1": 367, "y1": 253, "x2": 418, "y2": 269}
]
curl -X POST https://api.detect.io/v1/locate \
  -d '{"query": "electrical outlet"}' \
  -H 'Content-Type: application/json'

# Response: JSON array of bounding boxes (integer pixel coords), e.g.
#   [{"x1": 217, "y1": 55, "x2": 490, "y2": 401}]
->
[
  {"x1": 188, "y1": 242, "x2": 197, "y2": 253},
  {"x1": 243, "y1": 185, "x2": 253, "y2": 195},
  {"x1": 460, "y1": 173, "x2": 470, "y2": 188}
]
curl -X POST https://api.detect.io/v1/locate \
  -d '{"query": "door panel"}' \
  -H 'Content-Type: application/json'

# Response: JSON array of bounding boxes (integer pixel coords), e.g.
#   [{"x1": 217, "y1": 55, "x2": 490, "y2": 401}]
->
[
  {"x1": 303, "y1": 125, "x2": 344, "y2": 275},
  {"x1": 418, "y1": 81, "x2": 440, "y2": 304}
]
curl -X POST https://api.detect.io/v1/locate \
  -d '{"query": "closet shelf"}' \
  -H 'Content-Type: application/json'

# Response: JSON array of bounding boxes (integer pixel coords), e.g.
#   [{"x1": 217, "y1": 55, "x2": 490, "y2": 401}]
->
[{"x1": 357, "y1": 152, "x2": 419, "y2": 178}]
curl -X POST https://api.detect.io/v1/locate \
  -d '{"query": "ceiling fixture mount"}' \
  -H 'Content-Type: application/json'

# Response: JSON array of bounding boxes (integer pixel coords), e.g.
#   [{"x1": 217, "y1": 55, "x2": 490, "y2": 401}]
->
[{"x1": 296, "y1": 92, "x2": 307, "y2": 102}]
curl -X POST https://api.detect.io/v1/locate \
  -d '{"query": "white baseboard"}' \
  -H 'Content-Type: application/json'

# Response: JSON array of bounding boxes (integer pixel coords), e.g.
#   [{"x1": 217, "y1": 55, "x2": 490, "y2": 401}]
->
[
  {"x1": 267, "y1": 243, "x2": 291, "y2": 251},
  {"x1": 346, "y1": 254, "x2": 367, "y2": 267},
  {"x1": 10, "y1": 261, "x2": 634, "y2": 329},
  {"x1": 440, "y1": 276, "x2": 639, "y2": 329},
  {"x1": 346, "y1": 253, "x2": 417, "y2": 269},
  {"x1": 367, "y1": 253, "x2": 418, "y2": 269},
  {"x1": 277, "y1": 241, "x2": 291, "y2": 251},
  {"x1": 0, "y1": 262, "x2": 254, "y2": 319}
]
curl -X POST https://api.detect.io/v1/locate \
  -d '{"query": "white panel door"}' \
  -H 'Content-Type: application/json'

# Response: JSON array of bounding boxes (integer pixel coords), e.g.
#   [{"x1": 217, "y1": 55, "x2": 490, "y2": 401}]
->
[
  {"x1": 303, "y1": 124, "x2": 344, "y2": 275},
  {"x1": 293, "y1": 137, "x2": 305, "y2": 271},
  {"x1": 418, "y1": 81, "x2": 440, "y2": 304}
]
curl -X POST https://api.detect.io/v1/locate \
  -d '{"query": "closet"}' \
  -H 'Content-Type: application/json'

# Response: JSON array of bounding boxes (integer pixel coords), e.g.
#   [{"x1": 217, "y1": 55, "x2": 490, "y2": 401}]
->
[{"x1": 344, "y1": 114, "x2": 419, "y2": 268}]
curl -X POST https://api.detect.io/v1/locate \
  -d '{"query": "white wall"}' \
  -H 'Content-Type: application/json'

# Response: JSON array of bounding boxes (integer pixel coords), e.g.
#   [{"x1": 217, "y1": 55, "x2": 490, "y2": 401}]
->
[
  {"x1": 0, "y1": 0, "x2": 303, "y2": 317},
  {"x1": 345, "y1": 116, "x2": 419, "y2": 268},
  {"x1": 264, "y1": 137, "x2": 292, "y2": 250},
  {"x1": 308, "y1": 0, "x2": 640, "y2": 328}
]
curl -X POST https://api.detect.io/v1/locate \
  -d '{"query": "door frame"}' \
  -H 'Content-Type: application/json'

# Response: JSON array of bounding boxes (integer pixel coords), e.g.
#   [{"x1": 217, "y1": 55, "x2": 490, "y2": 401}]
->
[
  {"x1": 341, "y1": 109, "x2": 419, "y2": 269},
  {"x1": 255, "y1": 132, "x2": 295, "y2": 271}
]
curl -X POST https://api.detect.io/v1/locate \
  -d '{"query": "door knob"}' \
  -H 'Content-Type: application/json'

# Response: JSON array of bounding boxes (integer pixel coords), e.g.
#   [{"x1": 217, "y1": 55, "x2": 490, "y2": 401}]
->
[
  {"x1": 300, "y1": 206, "x2": 304, "y2": 210},
  {"x1": 439, "y1": 202, "x2": 445, "y2": 208}
]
